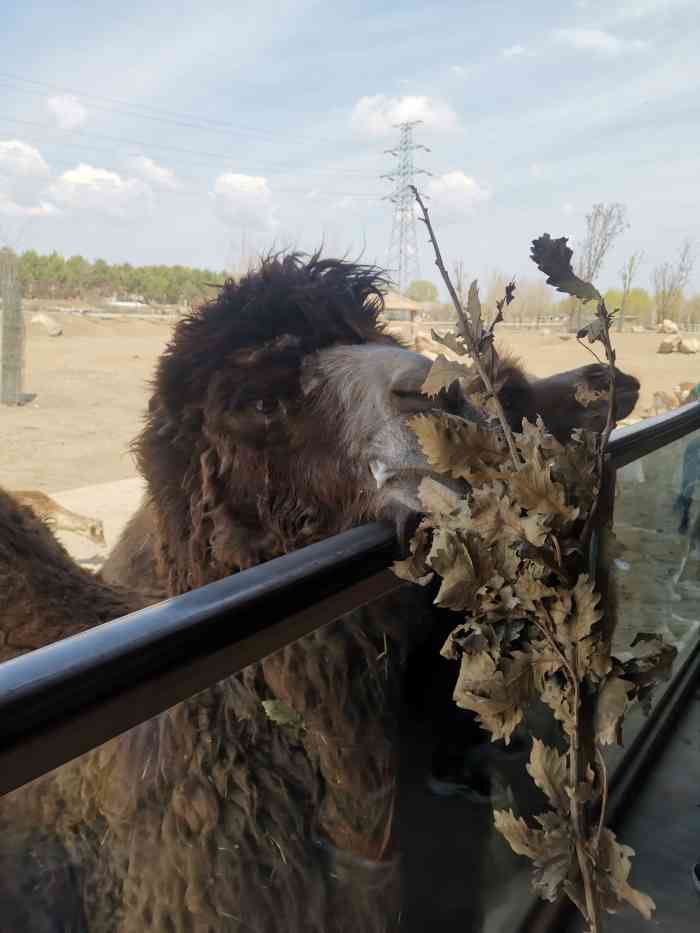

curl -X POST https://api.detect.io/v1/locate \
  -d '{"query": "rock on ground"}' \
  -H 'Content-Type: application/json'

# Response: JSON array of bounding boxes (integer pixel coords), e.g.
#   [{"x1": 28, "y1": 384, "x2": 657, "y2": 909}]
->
[{"x1": 30, "y1": 313, "x2": 62, "y2": 337}]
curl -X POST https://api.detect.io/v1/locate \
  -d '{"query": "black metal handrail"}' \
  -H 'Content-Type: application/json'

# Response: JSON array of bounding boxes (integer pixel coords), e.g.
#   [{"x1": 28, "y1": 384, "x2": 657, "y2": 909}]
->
[
  {"x1": 608, "y1": 399, "x2": 700, "y2": 466},
  {"x1": 0, "y1": 522, "x2": 400, "y2": 794},
  {"x1": 1, "y1": 402, "x2": 699, "y2": 797}
]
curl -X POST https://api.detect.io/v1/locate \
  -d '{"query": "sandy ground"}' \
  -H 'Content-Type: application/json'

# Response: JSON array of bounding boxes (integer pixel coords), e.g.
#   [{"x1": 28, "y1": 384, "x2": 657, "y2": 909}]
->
[
  {"x1": 2, "y1": 316, "x2": 698, "y2": 496},
  {"x1": 2, "y1": 313, "x2": 698, "y2": 561}
]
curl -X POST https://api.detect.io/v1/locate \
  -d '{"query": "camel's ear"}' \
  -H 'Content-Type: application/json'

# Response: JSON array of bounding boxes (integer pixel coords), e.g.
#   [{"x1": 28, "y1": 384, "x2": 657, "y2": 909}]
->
[{"x1": 527, "y1": 363, "x2": 640, "y2": 442}]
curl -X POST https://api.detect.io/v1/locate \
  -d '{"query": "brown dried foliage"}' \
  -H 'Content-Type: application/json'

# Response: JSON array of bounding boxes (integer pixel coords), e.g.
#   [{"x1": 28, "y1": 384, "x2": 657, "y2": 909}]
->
[{"x1": 396, "y1": 214, "x2": 676, "y2": 931}]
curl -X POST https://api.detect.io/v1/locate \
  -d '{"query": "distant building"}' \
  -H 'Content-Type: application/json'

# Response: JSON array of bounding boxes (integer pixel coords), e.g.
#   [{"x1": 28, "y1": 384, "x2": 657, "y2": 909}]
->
[{"x1": 381, "y1": 291, "x2": 425, "y2": 322}]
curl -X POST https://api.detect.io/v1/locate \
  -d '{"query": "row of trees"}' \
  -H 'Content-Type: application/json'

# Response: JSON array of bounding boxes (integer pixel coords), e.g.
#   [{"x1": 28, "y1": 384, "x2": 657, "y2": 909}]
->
[
  {"x1": 0, "y1": 248, "x2": 225, "y2": 307},
  {"x1": 0, "y1": 216, "x2": 696, "y2": 323},
  {"x1": 404, "y1": 205, "x2": 698, "y2": 329}
]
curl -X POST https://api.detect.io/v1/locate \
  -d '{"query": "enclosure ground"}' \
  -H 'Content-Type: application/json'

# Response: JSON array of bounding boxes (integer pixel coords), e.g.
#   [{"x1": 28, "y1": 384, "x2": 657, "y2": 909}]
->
[{"x1": 2, "y1": 316, "x2": 696, "y2": 493}]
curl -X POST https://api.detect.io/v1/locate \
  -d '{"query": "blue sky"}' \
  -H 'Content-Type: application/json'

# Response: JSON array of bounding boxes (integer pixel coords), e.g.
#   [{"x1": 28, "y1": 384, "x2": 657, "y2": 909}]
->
[{"x1": 0, "y1": 0, "x2": 698, "y2": 296}]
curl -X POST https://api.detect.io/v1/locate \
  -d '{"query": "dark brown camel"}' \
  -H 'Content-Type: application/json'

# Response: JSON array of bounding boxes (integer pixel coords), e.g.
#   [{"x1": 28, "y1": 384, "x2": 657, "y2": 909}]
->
[{"x1": 0, "y1": 253, "x2": 640, "y2": 932}]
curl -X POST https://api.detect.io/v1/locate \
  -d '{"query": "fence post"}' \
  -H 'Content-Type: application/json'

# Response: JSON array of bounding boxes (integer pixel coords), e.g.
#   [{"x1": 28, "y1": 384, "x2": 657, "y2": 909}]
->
[{"x1": 0, "y1": 277, "x2": 25, "y2": 406}]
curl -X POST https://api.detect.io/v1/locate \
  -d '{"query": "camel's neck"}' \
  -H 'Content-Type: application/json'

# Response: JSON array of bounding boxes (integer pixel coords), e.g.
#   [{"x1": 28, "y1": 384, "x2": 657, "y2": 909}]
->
[{"x1": 0, "y1": 489, "x2": 143, "y2": 663}]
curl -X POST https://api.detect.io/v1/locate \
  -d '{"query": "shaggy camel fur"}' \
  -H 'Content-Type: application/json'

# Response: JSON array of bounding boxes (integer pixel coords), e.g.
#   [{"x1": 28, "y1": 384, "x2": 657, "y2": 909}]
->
[
  {"x1": 0, "y1": 254, "x2": 640, "y2": 932},
  {"x1": 0, "y1": 489, "x2": 140, "y2": 661},
  {"x1": 13, "y1": 489, "x2": 106, "y2": 546}
]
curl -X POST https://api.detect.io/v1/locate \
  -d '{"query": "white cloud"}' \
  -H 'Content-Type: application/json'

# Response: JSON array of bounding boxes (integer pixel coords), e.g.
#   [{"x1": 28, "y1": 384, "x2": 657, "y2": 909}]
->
[
  {"x1": 598, "y1": 0, "x2": 691, "y2": 24},
  {"x1": 554, "y1": 28, "x2": 648, "y2": 54},
  {"x1": 0, "y1": 196, "x2": 57, "y2": 218},
  {"x1": 502, "y1": 44, "x2": 535, "y2": 58},
  {"x1": 47, "y1": 95, "x2": 88, "y2": 131},
  {"x1": 332, "y1": 195, "x2": 360, "y2": 212},
  {"x1": 127, "y1": 155, "x2": 180, "y2": 190},
  {"x1": 530, "y1": 162, "x2": 544, "y2": 178},
  {"x1": 211, "y1": 173, "x2": 276, "y2": 231},
  {"x1": 350, "y1": 95, "x2": 458, "y2": 136},
  {"x1": 424, "y1": 171, "x2": 490, "y2": 224},
  {"x1": 563, "y1": 202, "x2": 575, "y2": 215},
  {"x1": 450, "y1": 65, "x2": 468, "y2": 77},
  {"x1": 0, "y1": 140, "x2": 50, "y2": 178},
  {"x1": 49, "y1": 164, "x2": 153, "y2": 220},
  {"x1": 0, "y1": 140, "x2": 53, "y2": 216}
]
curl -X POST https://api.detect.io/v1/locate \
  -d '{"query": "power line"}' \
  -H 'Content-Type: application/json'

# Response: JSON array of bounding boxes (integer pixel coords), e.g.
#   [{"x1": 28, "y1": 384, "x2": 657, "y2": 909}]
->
[
  {"x1": 0, "y1": 113, "x2": 377, "y2": 179},
  {"x1": 0, "y1": 72, "x2": 331, "y2": 147},
  {"x1": 381, "y1": 122, "x2": 432, "y2": 295},
  {"x1": 0, "y1": 149, "x2": 384, "y2": 204},
  {"x1": 0, "y1": 124, "x2": 385, "y2": 193}
]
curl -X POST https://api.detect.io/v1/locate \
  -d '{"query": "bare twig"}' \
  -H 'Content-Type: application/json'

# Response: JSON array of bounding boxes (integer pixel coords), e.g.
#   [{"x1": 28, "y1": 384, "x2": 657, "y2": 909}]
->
[
  {"x1": 575, "y1": 337, "x2": 605, "y2": 367},
  {"x1": 410, "y1": 185, "x2": 521, "y2": 470},
  {"x1": 594, "y1": 746, "x2": 609, "y2": 854},
  {"x1": 569, "y1": 647, "x2": 602, "y2": 932},
  {"x1": 579, "y1": 299, "x2": 617, "y2": 552},
  {"x1": 486, "y1": 279, "x2": 516, "y2": 340}
]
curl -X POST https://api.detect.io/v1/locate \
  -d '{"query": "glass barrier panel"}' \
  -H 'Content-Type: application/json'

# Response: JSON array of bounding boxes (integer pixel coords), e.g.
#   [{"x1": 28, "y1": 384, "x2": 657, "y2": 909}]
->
[{"x1": 610, "y1": 429, "x2": 700, "y2": 674}]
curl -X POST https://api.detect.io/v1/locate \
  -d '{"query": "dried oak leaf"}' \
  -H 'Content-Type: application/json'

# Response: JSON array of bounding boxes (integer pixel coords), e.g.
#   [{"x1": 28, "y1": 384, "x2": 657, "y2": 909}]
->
[
  {"x1": 514, "y1": 416, "x2": 552, "y2": 464},
  {"x1": 494, "y1": 809, "x2": 572, "y2": 902},
  {"x1": 467, "y1": 279, "x2": 484, "y2": 346},
  {"x1": 430, "y1": 328, "x2": 468, "y2": 357},
  {"x1": 617, "y1": 632, "x2": 677, "y2": 713},
  {"x1": 391, "y1": 518, "x2": 434, "y2": 586},
  {"x1": 453, "y1": 646, "x2": 536, "y2": 743},
  {"x1": 527, "y1": 738, "x2": 570, "y2": 814},
  {"x1": 567, "y1": 574, "x2": 610, "y2": 679},
  {"x1": 541, "y1": 678, "x2": 576, "y2": 737},
  {"x1": 513, "y1": 571, "x2": 556, "y2": 613},
  {"x1": 595, "y1": 828, "x2": 655, "y2": 920},
  {"x1": 421, "y1": 354, "x2": 474, "y2": 398},
  {"x1": 529, "y1": 638, "x2": 565, "y2": 691},
  {"x1": 577, "y1": 317, "x2": 607, "y2": 345},
  {"x1": 517, "y1": 418, "x2": 598, "y2": 514},
  {"x1": 417, "y1": 476, "x2": 465, "y2": 521},
  {"x1": 530, "y1": 234, "x2": 601, "y2": 303},
  {"x1": 575, "y1": 382, "x2": 610, "y2": 408},
  {"x1": 427, "y1": 527, "x2": 479, "y2": 611},
  {"x1": 470, "y1": 486, "x2": 551, "y2": 548},
  {"x1": 507, "y1": 449, "x2": 579, "y2": 525},
  {"x1": 410, "y1": 412, "x2": 507, "y2": 480},
  {"x1": 595, "y1": 676, "x2": 633, "y2": 746}
]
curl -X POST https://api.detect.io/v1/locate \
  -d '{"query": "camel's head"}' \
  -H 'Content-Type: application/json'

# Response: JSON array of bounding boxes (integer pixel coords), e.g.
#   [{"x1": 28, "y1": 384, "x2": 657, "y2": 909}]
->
[
  {"x1": 138, "y1": 253, "x2": 639, "y2": 592},
  {"x1": 139, "y1": 254, "x2": 481, "y2": 586},
  {"x1": 495, "y1": 360, "x2": 640, "y2": 443}
]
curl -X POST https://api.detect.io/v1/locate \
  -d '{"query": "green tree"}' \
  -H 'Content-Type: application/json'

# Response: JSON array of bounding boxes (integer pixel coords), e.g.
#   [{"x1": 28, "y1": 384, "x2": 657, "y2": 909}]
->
[
  {"x1": 405, "y1": 279, "x2": 438, "y2": 303},
  {"x1": 603, "y1": 287, "x2": 653, "y2": 327},
  {"x1": 11, "y1": 248, "x2": 225, "y2": 307}
]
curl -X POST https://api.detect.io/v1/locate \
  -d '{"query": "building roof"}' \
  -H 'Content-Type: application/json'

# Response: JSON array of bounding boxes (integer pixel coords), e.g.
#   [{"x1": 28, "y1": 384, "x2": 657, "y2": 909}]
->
[{"x1": 381, "y1": 290, "x2": 424, "y2": 312}]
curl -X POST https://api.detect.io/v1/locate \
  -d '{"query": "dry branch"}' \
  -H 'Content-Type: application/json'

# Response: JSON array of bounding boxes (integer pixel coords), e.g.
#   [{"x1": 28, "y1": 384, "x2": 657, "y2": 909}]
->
[
  {"x1": 410, "y1": 185, "x2": 521, "y2": 470},
  {"x1": 396, "y1": 217, "x2": 675, "y2": 932}
]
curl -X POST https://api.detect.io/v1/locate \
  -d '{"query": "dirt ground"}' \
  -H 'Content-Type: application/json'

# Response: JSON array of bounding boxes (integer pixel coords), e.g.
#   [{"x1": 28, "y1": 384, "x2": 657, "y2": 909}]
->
[{"x1": 2, "y1": 315, "x2": 699, "y2": 493}]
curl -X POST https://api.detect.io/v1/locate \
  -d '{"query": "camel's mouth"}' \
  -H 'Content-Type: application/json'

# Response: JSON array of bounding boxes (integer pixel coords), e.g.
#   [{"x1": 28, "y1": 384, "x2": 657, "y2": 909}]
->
[
  {"x1": 615, "y1": 373, "x2": 641, "y2": 420},
  {"x1": 370, "y1": 461, "x2": 466, "y2": 512},
  {"x1": 373, "y1": 468, "x2": 466, "y2": 558}
]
